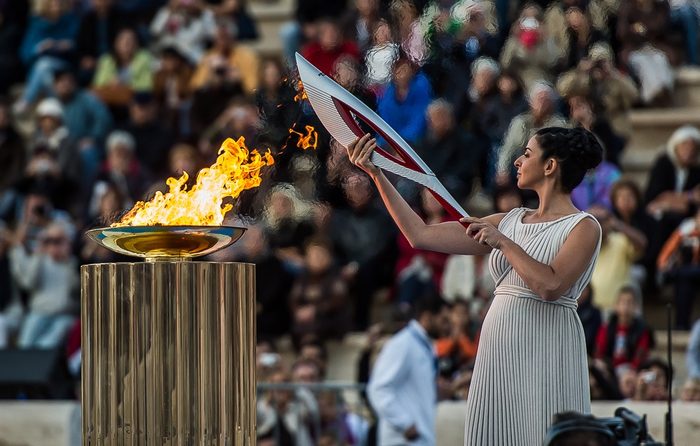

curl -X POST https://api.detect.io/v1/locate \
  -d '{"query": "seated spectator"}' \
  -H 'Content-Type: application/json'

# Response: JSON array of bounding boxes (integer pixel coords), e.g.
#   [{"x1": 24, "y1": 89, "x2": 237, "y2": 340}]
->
[
  {"x1": 617, "y1": 0, "x2": 675, "y2": 105},
  {"x1": 418, "y1": 100, "x2": 479, "y2": 202},
  {"x1": 200, "y1": 99, "x2": 261, "y2": 160},
  {"x1": 496, "y1": 81, "x2": 568, "y2": 186},
  {"x1": 670, "y1": 0, "x2": 700, "y2": 66},
  {"x1": 657, "y1": 208, "x2": 700, "y2": 329},
  {"x1": 577, "y1": 284, "x2": 602, "y2": 356},
  {"x1": 0, "y1": 1, "x2": 29, "y2": 95},
  {"x1": 569, "y1": 101, "x2": 622, "y2": 210},
  {"x1": 205, "y1": 0, "x2": 259, "y2": 41},
  {"x1": 568, "y1": 93, "x2": 626, "y2": 167},
  {"x1": 500, "y1": 3, "x2": 563, "y2": 91},
  {"x1": 255, "y1": 58, "x2": 297, "y2": 147},
  {"x1": 610, "y1": 179, "x2": 658, "y2": 289},
  {"x1": 377, "y1": 55, "x2": 433, "y2": 145},
  {"x1": 340, "y1": 0, "x2": 382, "y2": 52},
  {"x1": 261, "y1": 183, "x2": 315, "y2": 273},
  {"x1": 394, "y1": 188, "x2": 449, "y2": 306},
  {"x1": 595, "y1": 285, "x2": 654, "y2": 374},
  {"x1": 92, "y1": 27, "x2": 154, "y2": 107},
  {"x1": 75, "y1": 0, "x2": 130, "y2": 84},
  {"x1": 81, "y1": 183, "x2": 133, "y2": 263},
  {"x1": 301, "y1": 17, "x2": 360, "y2": 77},
  {"x1": 190, "y1": 18, "x2": 260, "y2": 96},
  {"x1": 389, "y1": 0, "x2": 426, "y2": 66},
  {"x1": 149, "y1": 0, "x2": 216, "y2": 65},
  {"x1": 364, "y1": 19, "x2": 399, "y2": 94},
  {"x1": 330, "y1": 174, "x2": 396, "y2": 329},
  {"x1": 680, "y1": 378, "x2": 700, "y2": 401},
  {"x1": 333, "y1": 55, "x2": 376, "y2": 111},
  {"x1": 153, "y1": 46, "x2": 194, "y2": 135},
  {"x1": 0, "y1": 100, "x2": 27, "y2": 196},
  {"x1": 298, "y1": 338, "x2": 329, "y2": 378},
  {"x1": 634, "y1": 358, "x2": 671, "y2": 401},
  {"x1": 90, "y1": 130, "x2": 150, "y2": 210},
  {"x1": 689, "y1": 318, "x2": 700, "y2": 379},
  {"x1": 168, "y1": 143, "x2": 201, "y2": 179},
  {"x1": 588, "y1": 205, "x2": 644, "y2": 312},
  {"x1": 435, "y1": 300, "x2": 479, "y2": 379},
  {"x1": 557, "y1": 43, "x2": 639, "y2": 140},
  {"x1": 456, "y1": 57, "x2": 500, "y2": 154},
  {"x1": 290, "y1": 236, "x2": 351, "y2": 346},
  {"x1": 10, "y1": 220, "x2": 78, "y2": 348},
  {"x1": 589, "y1": 358, "x2": 624, "y2": 400},
  {"x1": 236, "y1": 225, "x2": 293, "y2": 340},
  {"x1": 119, "y1": 92, "x2": 174, "y2": 177},
  {"x1": 30, "y1": 98, "x2": 82, "y2": 187},
  {"x1": 16, "y1": 0, "x2": 80, "y2": 113},
  {"x1": 317, "y1": 390, "x2": 369, "y2": 446},
  {"x1": 562, "y1": 1, "x2": 607, "y2": 70},
  {"x1": 53, "y1": 68, "x2": 112, "y2": 184}
]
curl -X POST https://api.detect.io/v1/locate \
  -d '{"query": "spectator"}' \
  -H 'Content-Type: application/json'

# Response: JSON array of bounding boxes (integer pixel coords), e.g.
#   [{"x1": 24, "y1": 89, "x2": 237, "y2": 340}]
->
[
  {"x1": 562, "y1": 2, "x2": 607, "y2": 70},
  {"x1": 92, "y1": 27, "x2": 154, "y2": 107},
  {"x1": 588, "y1": 205, "x2": 644, "y2": 312},
  {"x1": 205, "y1": 0, "x2": 259, "y2": 41},
  {"x1": 53, "y1": 68, "x2": 112, "y2": 183},
  {"x1": 435, "y1": 300, "x2": 479, "y2": 379},
  {"x1": 289, "y1": 236, "x2": 351, "y2": 346},
  {"x1": 81, "y1": 183, "x2": 132, "y2": 263},
  {"x1": 617, "y1": 0, "x2": 675, "y2": 105},
  {"x1": 278, "y1": 0, "x2": 348, "y2": 64},
  {"x1": 657, "y1": 207, "x2": 700, "y2": 329},
  {"x1": 90, "y1": 130, "x2": 150, "y2": 211},
  {"x1": 317, "y1": 390, "x2": 369, "y2": 446},
  {"x1": 298, "y1": 339, "x2": 329, "y2": 378},
  {"x1": 75, "y1": 0, "x2": 129, "y2": 84},
  {"x1": 200, "y1": 100, "x2": 261, "y2": 160},
  {"x1": 377, "y1": 55, "x2": 433, "y2": 145},
  {"x1": 16, "y1": 0, "x2": 80, "y2": 113},
  {"x1": 11, "y1": 220, "x2": 78, "y2": 348},
  {"x1": 557, "y1": 43, "x2": 639, "y2": 140},
  {"x1": 500, "y1": 4, "x2": 563, "y2": 90},
  {"x1": 0, "y1": 100, "x2": 27, "y2": 195},
  {"x1": 389, "y1": 0, "x2": 427, "y2": 66},
  {"x1": 367, "y1": 294, "x2": 444, "y2": 446},
  {"x1": 577, "y1": 283, "x2": 602, "y2": 356},
  {"x1": 119, "y1": 92, "x2": 174, "y2": 177},
  {"x1": 589, "y1": 358, "x2": 624, "y2": 400},
  {"x1": 689, "y1": 318, "x2": 700, "y2": 379},
  {"x1": 190, "y1": 18, "x2": 260, "y2": 95},
  {"x1": 364, "y1": 19, "x2": 400, "y2": 94},
  {"x1": 30, "y1": 98, "x2": 82, "y2": 187},
  {"x1": 456, "y1": 56, "x2": 500, "y2": 150},
  {"x1": 680, "y1": 377, "x2": 700, "y2": 401},
  {"x1": 670, "y1": 0, "x2": 700, "y2": 66},
  {"x1": 595, "y1": 285, "x2": 654, "y2": 374},
  {"x1": 332, "y1": 55, "x2": 376, "y2": 111},
  {"x1": 419, "y1": 100, "x2": 479, "y2": 201},
  {"x1": 153, "y1": 46, "x2": 194, "y2": 135},
  {"x1": 567, "y1": 93, "x2": 626, "y2": 167},
  {"x1": 0, "y1": 1, "x2": 29, "y2": 95},
  {"x1": 255, "y1": 58, "x2": 297, "y2": 147},
  {"x1": 330, "y1": 174, "x2": 396, "y2": 329},
  {"x1": 394, "y1": 188, "x2": 449, "y2": 305},
  {"x1": 301, "y1": 17, "x2": 361, "y2": 77},
  {"x1": 149, "y1": 0, "x2": 217, "y2": 65},
  {"x1": 168, "y1": 143, "x2": 201, "y2": 179},
  {"x1": 496, "y1": 81, "x2": 568, "y2": 185},
  {"x1": 634, "y1": 358, "x2": 671, "y2": 401},
  {"x1": 340, "y1": 0, "x2": 382, "y2": 52}
]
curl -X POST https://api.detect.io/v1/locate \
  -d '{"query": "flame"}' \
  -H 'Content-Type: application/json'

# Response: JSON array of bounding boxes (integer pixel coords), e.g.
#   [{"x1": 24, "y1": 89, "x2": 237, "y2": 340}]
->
[
  {"x1": 288, "y1": 125, "x2": 318, "y2": 150},
  {"x1": 113, "y1": 138, "x2": 274, "y2": 227},
  {"x1": 294, "y1": 80, "x2": 308, "y2": 102}
]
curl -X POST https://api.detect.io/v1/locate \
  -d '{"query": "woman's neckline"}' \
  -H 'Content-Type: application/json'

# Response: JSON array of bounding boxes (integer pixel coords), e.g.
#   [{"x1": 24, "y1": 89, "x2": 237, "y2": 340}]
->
[{"x1": 519, "y1": 208, "x2": 583, "y2": 225}]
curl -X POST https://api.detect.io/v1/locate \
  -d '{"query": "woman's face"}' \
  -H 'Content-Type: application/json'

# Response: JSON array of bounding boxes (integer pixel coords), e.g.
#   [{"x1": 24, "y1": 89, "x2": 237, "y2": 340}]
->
[
  {"x1": 262, "y1": 61, "x2": 282, "y2": 90},
  {"x1": 675, "y1": 139, "x2": 698, "y2": 167},
  {"x1": 613, "y1": 186, "x2": 638, "y2": 215},
  {"x1": 513, "y1": 136, "x2": 547, "y2": 190},
  {"x1": 497, "y1": 75, "x2": 517, "y2": 96}
]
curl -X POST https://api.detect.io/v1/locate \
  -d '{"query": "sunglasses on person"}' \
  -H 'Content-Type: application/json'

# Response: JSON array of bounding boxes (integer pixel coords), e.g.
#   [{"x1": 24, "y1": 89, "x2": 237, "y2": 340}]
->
[{"x1": 40, "y1": 236, "x2": 67, "y2": 246}]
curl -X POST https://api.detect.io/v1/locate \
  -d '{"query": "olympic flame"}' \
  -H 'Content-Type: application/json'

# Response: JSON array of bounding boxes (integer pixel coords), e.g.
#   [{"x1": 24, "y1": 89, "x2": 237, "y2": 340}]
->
[{"x1": 113, "y1": 137, "x2": 274, "y2": 227}]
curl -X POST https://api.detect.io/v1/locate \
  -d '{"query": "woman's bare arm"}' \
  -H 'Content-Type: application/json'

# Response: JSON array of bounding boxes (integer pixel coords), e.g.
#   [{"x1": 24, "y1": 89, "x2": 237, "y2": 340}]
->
[{"x1": 348, "y1": 133, "x2": 504, "y2": 255}]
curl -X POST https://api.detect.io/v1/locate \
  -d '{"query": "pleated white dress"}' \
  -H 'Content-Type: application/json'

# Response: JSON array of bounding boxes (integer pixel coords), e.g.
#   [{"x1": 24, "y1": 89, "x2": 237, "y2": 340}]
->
[{"x1": 463, "y1": 207, "x2": 601, "y2": 445}]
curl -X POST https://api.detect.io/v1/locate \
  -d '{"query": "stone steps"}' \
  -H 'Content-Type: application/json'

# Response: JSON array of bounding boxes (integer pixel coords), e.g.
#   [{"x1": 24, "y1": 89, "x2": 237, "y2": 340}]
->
[{"x1": 248, "y1": 0, "x2": 294, "y2": 58}]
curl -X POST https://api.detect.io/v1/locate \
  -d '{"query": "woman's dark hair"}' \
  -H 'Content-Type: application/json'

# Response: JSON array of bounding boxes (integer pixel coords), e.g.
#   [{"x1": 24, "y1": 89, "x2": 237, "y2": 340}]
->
[{"x1": 535, "y1": 126, "x2": 603, "y2": 192}]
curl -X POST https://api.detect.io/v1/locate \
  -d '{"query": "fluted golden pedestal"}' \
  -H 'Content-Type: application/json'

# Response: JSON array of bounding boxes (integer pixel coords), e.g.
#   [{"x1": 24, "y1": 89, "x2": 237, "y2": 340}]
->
[{"x1": 81, "y1": 261, "x2": 255, "y2": 445}]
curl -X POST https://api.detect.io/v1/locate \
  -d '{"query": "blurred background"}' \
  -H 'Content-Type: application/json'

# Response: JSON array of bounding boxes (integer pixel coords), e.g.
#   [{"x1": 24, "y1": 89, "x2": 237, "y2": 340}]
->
[{"x1": 0, "y1": 0, "x2": 700, "y2": 444}]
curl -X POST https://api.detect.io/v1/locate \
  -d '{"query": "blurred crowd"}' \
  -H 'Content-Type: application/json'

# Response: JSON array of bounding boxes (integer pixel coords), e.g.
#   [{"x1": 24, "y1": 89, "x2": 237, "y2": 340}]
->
[{"x1": 2, "y1": 0, "x2": 700, "y2": 444}]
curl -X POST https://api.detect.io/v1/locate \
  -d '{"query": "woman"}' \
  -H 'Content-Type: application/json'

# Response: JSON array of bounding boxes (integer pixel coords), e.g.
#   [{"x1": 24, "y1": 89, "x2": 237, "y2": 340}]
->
[{"x1": 347, "y1": 126, "x2": 603, "y2": 444}]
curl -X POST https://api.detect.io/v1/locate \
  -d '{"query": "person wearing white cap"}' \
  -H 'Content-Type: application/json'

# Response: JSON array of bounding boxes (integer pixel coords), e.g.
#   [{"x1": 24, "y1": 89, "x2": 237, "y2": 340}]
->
[{"x1": 30, "y1": 97, "x2": 81, "y2": 184}]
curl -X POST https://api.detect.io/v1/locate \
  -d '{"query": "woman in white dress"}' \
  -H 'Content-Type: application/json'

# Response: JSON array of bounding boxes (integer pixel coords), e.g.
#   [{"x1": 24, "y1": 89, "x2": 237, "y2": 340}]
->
[{"x1": 347, "y1": 126, "x2": 603, "y2": 445}]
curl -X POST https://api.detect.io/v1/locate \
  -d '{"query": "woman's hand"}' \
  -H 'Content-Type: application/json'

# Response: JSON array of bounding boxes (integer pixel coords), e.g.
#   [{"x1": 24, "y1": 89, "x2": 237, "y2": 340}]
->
[
  {"x1": 347, "y1": 133, "x2": 381, "y2": 178},
  {"x1": 461, "y1": 217, "x2": 508, "y2": 250}
]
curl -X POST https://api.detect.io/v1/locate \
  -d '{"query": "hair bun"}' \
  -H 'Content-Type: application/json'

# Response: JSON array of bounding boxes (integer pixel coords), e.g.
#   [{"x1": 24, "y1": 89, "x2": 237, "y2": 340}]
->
[{"x1": 572, "y1": 127, "x2": 604, "y2": 170}]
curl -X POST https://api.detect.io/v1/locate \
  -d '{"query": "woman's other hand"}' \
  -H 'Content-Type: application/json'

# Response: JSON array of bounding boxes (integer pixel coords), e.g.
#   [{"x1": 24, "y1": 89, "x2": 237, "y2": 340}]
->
[
  {"x1": 347, "y1": 133, "x2": 381, "y2": 178},
  {"x1": 462, "y1": 217, "x2": 508, "y2": 250}
]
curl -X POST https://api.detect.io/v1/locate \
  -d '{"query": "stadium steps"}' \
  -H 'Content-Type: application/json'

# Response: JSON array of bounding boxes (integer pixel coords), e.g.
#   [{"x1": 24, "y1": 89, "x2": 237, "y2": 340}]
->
[{"x1": 248, "y1": 0, "x2": 295, "y2": 58}]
